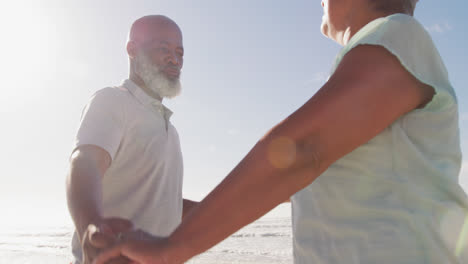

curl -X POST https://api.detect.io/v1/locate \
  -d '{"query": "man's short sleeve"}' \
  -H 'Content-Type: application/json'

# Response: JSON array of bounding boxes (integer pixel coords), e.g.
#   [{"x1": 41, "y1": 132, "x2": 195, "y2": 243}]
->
[{"x1": 73, "y1": 87, "x2": 126, "y2": 160}]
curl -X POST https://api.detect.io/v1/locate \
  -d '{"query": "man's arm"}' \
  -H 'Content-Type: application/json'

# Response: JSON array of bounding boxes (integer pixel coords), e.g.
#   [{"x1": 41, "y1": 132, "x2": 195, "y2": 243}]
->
[
  {"x1": 94, "y1": 45, "x2": 434, "y2": 264},
  {"x1": 66, "y1": 145, "x2": 110, "y2": 238},
  {"x1": 66, "y1": 145, "x2": 133, "y2": 263},
  {"x1": 182, "y1": 199, "x2": 198, "y2": 219}
]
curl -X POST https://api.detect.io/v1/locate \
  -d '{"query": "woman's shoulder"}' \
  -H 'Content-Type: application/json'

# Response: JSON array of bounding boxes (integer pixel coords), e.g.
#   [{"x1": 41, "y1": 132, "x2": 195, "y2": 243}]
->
[
  {"x1": 380, "y1": 13, "x2": 430, "y2": 38},
  {"x1": 351, "y1": 13, "x2": 430, "y2": 47},
  {"x1": 336, "y1": 14, "x2": 433, "y2": 72},
  {"x1": 336, "y1": 13, "x2": 456, "y2": 112}
]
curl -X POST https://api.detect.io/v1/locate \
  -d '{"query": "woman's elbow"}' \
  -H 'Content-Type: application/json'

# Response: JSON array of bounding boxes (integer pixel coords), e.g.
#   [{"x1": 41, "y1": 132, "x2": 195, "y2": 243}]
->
[{"x1": 266, "y1": 135, "x2": 324, "y2": 179}]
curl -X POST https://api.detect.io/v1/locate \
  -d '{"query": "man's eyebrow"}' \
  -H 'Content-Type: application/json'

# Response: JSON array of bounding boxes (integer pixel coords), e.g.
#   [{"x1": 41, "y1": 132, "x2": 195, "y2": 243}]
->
[
  {"x1": 151, "y1": 40, "x2": 169, "y2": 45},
  {"x1": 150, "y1": 40, "x2": 183, "y2": 50}
]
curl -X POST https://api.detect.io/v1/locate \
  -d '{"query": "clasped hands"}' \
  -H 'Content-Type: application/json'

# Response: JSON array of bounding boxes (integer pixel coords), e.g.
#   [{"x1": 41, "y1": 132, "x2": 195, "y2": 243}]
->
[{"x1": 82, "y1": 217, "x2": 170, "y2": 264}]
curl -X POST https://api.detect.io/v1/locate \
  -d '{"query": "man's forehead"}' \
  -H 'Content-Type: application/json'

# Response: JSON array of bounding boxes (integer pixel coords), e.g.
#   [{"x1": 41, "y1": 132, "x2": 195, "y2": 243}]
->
[{"x1": 146, "y1": 38, "x2": 184, "y2": 48}]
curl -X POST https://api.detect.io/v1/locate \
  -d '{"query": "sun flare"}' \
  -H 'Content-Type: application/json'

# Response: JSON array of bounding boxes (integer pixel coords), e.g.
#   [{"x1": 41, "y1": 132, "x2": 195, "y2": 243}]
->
[{"x1": 0, "y1": 1, "x2": 58, "y2": 112}]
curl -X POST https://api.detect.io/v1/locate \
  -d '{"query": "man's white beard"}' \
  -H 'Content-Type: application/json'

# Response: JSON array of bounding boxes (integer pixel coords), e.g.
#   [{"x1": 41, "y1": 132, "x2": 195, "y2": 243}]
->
[{"x1": 134, "y1": 52, "x2": 182, "y2": 99}]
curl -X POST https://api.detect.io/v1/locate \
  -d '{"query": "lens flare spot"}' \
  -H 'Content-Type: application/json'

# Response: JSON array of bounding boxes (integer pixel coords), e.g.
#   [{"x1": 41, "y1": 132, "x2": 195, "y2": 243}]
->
[
  {"x1": 456, "y1": 213, "x2": 468, "y2": 258},
  {"x1": 440, "y1": 208, "x2": 468, "y2": 258},
  {"x1": 267, "y1": 136, "x2": 296, "y2": 169}
]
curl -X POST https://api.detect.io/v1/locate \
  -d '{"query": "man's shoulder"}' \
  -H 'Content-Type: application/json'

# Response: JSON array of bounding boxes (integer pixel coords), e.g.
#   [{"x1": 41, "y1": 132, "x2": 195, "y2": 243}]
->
[
  {"x1": 83, "y1": 86, "x2": 134, "y2": 113},
  {"x1": 88, "y1": 85, "x2": 134, "y2": 104},
  {"x1": 94, "y1": 85, "x2": 130, "y2": 99}
]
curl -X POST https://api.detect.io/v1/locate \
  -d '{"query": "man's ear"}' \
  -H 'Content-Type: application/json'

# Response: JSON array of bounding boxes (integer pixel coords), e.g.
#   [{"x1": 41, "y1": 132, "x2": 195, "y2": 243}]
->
[{"x1": 126, "y1": 40, "x2": 137, "y2": 59}]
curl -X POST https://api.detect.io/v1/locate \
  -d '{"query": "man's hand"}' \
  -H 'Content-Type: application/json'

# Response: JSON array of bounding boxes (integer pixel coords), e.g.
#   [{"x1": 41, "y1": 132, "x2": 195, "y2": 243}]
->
[
  {"x1": 119, "y1": 228, "x2": 161, "y2": 241},
  {"x1": 81, "y1": 217, "x2": 133, "y2": 264},
  {"x1": 92, "y1": 230, "x2": 182, "y2": 264}
]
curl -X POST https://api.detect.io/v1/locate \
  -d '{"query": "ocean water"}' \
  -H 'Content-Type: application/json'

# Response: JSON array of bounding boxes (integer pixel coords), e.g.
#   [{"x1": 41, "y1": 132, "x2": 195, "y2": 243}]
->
[{"x1": 0, "y1": 217, "x2": 293, "y2": 264}]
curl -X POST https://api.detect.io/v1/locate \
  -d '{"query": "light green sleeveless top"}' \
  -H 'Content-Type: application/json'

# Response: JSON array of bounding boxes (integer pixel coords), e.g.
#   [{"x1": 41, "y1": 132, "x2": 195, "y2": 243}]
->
[{"x1": 292, "y1": 14, "x2": 467, "y2": 264}]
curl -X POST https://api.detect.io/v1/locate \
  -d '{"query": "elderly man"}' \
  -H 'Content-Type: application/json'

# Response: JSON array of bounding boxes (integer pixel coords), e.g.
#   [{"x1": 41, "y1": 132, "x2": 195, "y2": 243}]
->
[{"x1": 66, "y1": 15, "x2": 197, "y2": 264}]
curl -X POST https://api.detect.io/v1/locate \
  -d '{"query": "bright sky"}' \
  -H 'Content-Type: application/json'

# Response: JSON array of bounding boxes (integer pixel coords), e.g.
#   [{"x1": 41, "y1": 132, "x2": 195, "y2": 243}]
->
[{"x1": 0, "y1": 0, "x2": 466, "y2": 228}]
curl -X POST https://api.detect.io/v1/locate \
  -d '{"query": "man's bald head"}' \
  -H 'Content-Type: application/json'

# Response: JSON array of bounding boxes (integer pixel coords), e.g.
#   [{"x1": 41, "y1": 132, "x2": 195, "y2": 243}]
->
[
  {"x1": 126, "y1": 15, "x2": 184, "y2": 100},
  {"x1": 128, "y1": 15, "x2": 182, "y2": 45}
]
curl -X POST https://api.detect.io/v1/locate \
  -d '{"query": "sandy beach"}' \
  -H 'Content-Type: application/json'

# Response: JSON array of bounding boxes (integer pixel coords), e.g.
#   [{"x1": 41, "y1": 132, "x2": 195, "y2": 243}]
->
[{"x1": 0, "y1": 217, "x2": 292, "y2": 264}]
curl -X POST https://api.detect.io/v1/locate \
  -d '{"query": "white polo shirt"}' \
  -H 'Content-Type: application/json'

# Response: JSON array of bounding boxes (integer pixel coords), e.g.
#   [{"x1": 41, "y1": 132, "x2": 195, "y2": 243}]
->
[{"x1": 71, "y1": 79, "x2": 183, "y2": 263}]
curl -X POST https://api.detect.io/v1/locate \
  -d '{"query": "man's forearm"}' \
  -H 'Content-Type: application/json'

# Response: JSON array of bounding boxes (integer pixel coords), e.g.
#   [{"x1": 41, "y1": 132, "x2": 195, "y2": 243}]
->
[{"x1": 66, "y1": 153, "x2": 105, "y2": 239}]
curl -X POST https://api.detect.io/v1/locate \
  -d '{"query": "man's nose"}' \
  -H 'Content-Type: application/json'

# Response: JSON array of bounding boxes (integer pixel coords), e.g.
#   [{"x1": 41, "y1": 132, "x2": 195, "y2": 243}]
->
[{"x1": 166, "y1": 52, "x2": 181, "y2": 66}]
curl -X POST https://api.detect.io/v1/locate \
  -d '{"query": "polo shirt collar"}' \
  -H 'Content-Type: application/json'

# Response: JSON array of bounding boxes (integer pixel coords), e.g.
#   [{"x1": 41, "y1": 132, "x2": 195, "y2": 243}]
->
[{"x1": 122, "y1": 79, "x2": 173, "y2": 120}]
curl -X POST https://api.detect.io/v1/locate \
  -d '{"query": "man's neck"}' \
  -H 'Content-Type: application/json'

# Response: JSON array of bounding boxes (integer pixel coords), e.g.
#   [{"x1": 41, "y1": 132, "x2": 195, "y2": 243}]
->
[{"x1": 129, "y1": 74, "x2": 163, "y2": 102}]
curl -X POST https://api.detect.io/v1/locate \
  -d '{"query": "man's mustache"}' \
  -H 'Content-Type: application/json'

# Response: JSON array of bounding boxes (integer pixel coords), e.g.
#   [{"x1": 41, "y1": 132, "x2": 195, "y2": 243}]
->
[{"x1": 162, "y1": 65, "x2": 180, "y2": 71}]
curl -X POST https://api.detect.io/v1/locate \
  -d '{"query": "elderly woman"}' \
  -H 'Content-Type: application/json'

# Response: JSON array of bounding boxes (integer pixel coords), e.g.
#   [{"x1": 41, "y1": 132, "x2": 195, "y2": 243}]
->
[{"x1": 95, "y1": 0, "x2": 467, "y2": 263}]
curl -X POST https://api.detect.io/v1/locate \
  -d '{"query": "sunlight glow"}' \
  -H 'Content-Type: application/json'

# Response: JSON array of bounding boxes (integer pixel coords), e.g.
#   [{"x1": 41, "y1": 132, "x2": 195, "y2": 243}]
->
[
  {"x1": 0, "y1": 2, "x2": 58, "y2": 112},
  {"x1": 456, "y1": 213, "x2": 468, "y2": 257},
  {"x1": 268, "y1": 137, "x2": 296, "y2": 169},
  {"x1": 0, "y1": 199, "x2": 72, "y2": 230}
]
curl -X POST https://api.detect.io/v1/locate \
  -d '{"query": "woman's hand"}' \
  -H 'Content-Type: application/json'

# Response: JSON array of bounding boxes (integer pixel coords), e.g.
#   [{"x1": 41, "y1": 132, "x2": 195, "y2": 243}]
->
[{"x1": 92, "y1": 232, "x2": 180, "y2": 264}]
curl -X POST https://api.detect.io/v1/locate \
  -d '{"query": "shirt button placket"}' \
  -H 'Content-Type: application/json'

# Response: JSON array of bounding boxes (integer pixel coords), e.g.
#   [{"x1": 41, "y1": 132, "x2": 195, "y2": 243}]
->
[{"x1": 153, "y1": 102, "x2": 168, "y2": 133}]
